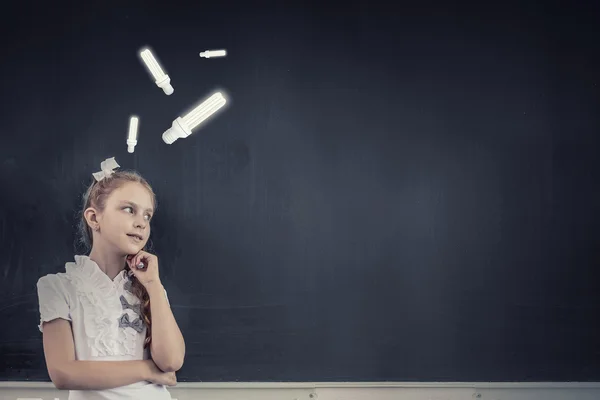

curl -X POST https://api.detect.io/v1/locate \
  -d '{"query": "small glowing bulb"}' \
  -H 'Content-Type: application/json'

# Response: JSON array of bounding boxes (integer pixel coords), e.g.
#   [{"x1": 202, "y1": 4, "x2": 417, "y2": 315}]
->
[
  {"x1": 139, "y1": 47, "x2": 174, "y2": 95},
  {"x1": 162, "y1": 92, "x2": 227, "y2": 144},
  {"x1": 126, "y1": 116, "x2": 139, "y2": 153},
  {"x1": 199, "y1": 49, "x2": 227, "y2": 58}
]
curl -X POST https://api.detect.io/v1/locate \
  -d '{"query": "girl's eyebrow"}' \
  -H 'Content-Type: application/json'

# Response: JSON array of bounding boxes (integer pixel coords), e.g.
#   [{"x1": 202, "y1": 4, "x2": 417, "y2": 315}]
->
[{"x1": 119, "y1": 200, "x2": 154, "y2": 213}]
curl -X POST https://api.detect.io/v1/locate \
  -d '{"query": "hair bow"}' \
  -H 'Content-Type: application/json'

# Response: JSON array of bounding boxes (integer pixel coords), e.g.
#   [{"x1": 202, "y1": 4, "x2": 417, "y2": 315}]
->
[
  {"x1": 118, "y1": 313, "x2": 145, "y2": 333},
  {"x1": 92, "y1": 157, "x2": 120, "y2": 182},
  {"x1": 120, "y1": 295, "x2": 141, "y2": 315}
]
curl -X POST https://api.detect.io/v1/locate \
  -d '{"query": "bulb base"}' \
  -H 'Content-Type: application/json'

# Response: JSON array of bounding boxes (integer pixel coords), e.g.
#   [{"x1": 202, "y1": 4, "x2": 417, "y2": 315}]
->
[
  {"x1": 162, "y1": 129, "x2": 178, "y2": 144},
  {"x1": 126, "y1": 139, "x2": 137, "y2": 153},
  {"x1": 162, "y1": 117, "x2": 191, "y2": 144},
  {"x1": 155, "y1": 75, "x2": 174, "y2": 95}
]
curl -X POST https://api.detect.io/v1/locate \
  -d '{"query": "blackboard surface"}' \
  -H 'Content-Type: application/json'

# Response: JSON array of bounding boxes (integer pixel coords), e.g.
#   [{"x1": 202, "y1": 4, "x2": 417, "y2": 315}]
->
[{"x1": 1, "y1": 1, "x2": 599, "y2": 382}]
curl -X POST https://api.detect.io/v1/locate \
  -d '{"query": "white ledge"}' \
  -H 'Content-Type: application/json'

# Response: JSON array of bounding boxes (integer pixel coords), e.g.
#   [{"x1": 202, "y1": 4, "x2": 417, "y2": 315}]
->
[{"x1": 1, "y1": 381, "x2": 600, "y2": 389}]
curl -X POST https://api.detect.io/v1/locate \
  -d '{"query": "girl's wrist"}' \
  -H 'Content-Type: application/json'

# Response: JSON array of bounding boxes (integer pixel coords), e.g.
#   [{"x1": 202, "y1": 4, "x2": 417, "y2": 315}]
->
[
  {"x1": 142, "y1": 359, "x2": 155, "y2": 382},
  {"x1": 145, "y1": 280, "x2": 164, "y2": 296}
]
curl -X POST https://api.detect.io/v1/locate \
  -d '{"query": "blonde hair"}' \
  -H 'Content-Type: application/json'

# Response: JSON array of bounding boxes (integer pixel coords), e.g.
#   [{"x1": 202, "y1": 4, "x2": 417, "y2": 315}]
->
[{"x1": 77, "y1": 170, "x2": 157, "y2": 348}]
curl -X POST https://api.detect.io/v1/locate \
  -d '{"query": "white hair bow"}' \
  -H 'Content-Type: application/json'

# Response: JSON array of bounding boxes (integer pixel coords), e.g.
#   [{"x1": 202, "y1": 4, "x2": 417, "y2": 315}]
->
[{"x1": 92, "y1": 157, "x2": 120, "y2": 182}]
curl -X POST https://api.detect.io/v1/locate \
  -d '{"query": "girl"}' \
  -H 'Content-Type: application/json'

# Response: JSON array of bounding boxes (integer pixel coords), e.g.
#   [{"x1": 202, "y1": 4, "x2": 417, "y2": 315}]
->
[{"x1": 37, "y1": 158, "x2": 185, "y2": 400}]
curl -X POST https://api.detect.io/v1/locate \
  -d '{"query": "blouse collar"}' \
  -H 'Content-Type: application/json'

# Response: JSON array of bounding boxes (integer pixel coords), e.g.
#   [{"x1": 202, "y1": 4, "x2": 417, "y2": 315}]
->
[{"x1": 67, "y1": 255, "x2": 129, "y2": 290}]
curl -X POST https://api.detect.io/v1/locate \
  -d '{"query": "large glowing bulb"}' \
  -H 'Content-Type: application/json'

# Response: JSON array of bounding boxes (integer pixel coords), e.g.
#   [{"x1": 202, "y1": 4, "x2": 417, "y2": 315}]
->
[
  {"x1": 139, "y1": 47, "x2": 174, "y2": 95},
  {"x1": 126, "y1": 116, "x2": 139, "y2": 153},
  {"x1": 162, "y1": 92, "x2": 227, "y2": 144}
]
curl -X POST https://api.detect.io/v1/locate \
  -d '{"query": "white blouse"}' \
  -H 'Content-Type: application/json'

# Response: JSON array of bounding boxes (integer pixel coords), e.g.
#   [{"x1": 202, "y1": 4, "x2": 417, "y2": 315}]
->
[{"x1": 37, "y1": 255, "x2": 173, "y2": 400}]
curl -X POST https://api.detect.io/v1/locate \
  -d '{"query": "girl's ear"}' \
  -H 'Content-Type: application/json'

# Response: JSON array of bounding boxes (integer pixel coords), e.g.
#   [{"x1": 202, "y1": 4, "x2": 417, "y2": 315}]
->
[{"x1": 83, "y1": 207, "x2": 101, "y2": 231}]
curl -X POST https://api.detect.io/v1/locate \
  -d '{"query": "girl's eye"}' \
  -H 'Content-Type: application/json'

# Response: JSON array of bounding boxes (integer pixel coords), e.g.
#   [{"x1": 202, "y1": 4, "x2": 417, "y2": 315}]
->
[
  {"x1": 124, "y1": 207, "x2": 134, "y2": 213},
  {"x1": 145, "y1": 214, "x2": 152, "y2": 221}
]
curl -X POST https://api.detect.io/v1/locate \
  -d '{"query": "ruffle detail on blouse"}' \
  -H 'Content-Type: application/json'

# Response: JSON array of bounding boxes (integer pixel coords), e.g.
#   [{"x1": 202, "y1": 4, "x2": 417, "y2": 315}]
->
[{"x1": 64, "y1": 255, "x2": 143, "y2": 357}]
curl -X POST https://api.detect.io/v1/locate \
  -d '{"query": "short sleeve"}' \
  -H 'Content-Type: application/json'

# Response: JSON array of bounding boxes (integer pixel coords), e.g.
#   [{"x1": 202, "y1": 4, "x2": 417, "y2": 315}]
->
[{"x1": 37, "y1": 275, "x2": 71, "y2": 332}]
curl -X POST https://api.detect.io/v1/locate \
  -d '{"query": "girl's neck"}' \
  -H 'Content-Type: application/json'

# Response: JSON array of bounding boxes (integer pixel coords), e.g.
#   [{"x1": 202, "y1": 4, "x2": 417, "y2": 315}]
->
[{"x1": 88, "y1": 246, "x2": 127, "y2": 280}]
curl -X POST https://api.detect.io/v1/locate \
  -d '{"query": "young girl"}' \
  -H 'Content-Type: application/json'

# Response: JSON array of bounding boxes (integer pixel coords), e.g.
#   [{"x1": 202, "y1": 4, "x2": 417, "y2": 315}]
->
[{"x1": 36, "y1": 158, "x2": 185, "y2": 399}]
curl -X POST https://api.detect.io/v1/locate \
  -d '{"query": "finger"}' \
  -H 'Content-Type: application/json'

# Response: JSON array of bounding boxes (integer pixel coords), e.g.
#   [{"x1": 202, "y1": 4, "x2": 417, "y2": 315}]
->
[
  {"x1": 129, "y1": 260, "x2": 138, "y2": 273},
  {"x1": 142, "y1": 253, "x2": 153, "y2": 267},
  {"x1": 136, "y1": 253, "x2": 147, "y2": 269}
]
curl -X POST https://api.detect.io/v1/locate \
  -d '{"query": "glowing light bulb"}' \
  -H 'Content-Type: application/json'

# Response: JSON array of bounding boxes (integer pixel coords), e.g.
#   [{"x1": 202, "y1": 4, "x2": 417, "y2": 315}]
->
[
  {"x1": 199, "y1": 49, "x2": 227, "y2": 58},
  {"x1": 139, "y1": 47, "x2": 174, "y2": 95},
  {"x1": 162, "y1": 92, "x2": 227, "y2": 144},
  {"x1": 126, "y1": 116, "x2": 139, "y2": 153}
]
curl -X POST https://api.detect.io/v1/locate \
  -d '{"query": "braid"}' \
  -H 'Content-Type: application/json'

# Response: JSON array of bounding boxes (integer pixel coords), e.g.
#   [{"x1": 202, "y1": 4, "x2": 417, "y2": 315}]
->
[{"x1": 124, "y1": 264, "x2": 153, "y2": 348}]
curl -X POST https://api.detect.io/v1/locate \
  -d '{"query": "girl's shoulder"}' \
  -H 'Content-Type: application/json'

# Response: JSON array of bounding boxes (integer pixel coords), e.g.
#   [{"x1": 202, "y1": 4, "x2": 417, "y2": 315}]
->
[
  {"x1": 37, "y1": 258, "x2": 82, "y2": 298},
  {"x1": 37, "y1": 257, "x2": 84, "y2": 291},
  {"x1": 37, "y1": 271, "x2": 75, "y2": 298}
]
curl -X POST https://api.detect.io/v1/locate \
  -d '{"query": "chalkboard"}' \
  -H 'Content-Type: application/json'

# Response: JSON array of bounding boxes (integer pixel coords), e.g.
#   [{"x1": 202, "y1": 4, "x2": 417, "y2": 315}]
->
[{"x1": 1, "y1": 2, "x2": 599, "y2": 382}]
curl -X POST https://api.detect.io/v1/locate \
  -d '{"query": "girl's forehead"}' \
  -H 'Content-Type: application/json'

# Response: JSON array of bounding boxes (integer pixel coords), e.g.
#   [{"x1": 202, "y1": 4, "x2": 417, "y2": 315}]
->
[{"x1": 109, "y1": 183, "x2": 154, "y2": 209}]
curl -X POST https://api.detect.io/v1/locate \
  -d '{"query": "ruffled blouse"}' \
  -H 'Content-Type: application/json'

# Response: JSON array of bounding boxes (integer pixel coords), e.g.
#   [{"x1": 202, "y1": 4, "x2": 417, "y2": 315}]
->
[{"x1": 37, "y1": 255, "x2": 172, "y2": 400}]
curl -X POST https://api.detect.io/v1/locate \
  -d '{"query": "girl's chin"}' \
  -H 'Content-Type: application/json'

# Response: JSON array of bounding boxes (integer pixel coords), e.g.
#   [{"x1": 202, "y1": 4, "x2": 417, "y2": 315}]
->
[
  {"x1": 126, "y1": 245, "x2": 143, "y2": 254},
  {"x1": 115, "y1": 238, "x2": 147, "y2": 255},
  {"x1": 118, "y1": 243, "x2": 142, "y2": 256}
]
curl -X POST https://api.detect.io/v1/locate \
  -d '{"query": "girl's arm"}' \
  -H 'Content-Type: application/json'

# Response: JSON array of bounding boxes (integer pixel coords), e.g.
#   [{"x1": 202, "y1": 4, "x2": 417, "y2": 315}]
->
[
  {"x1": 146, "y1": 281, "x2": 186, "y2": 372},
  {"x1": 42, "y1": 319, "x2": 174, "y2": 390}
]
